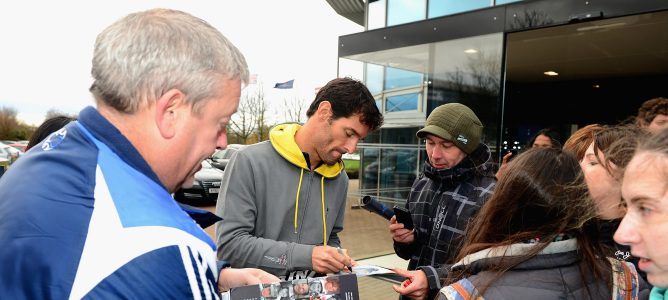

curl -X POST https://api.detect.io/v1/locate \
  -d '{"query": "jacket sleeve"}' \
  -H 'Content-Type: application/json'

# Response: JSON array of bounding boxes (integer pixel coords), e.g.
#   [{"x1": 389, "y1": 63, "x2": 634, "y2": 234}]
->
[
  {"x1": 419, "y1": 264, "x2": 451, "y2": 299},
  {"x1": 393, "y1": 197, "x2": 422, "y2": 260},
  {"x1": 215, "y1": 151, "x2": 314, "y2": 275},
  {"x1": 393, "y1": 236, "x2": 419, "y2": 260}
]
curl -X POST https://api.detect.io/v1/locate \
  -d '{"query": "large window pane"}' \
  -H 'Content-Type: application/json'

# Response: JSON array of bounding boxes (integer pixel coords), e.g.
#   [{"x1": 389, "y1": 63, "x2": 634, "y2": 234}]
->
[
  {"x1": 428, "y1": 0, "x2": 490, "y2": 18},
  {"x1": 387, "y1": 0, "x2": 426, "y2": 27},
  {"x1": 367, "y1": 0, "x2": 386, "y2": 30},
  {"x1": 429, "y1": 33, "x2": 503, "y2": 157},
  {"x1": 381, "y1": 127, "x2": 420, "y2": 145},
  {"x1": 386, "y1": 93, "x2": 419, "y2": 112},
  {"x1": 360, "y1": 147, "x2": 380, "y2": 193},
  {"x1": 384, "y1": 67, "x2": 422, "y2": 90},
  {"x1": 378, "y1": 148, "x2": 418, "y2": 201},
  {"x1": 366, "y1": 63, "x2": 384, "y2": 95},
  {"x1": 338, "y1": 58, "x2": 364, "y2": 82}
]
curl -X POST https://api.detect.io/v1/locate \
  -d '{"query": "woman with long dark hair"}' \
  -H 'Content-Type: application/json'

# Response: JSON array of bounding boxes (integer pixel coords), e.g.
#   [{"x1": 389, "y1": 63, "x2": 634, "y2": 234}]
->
[{"x1": 438, "y1": 148, "x2": 646, "y2": 299}]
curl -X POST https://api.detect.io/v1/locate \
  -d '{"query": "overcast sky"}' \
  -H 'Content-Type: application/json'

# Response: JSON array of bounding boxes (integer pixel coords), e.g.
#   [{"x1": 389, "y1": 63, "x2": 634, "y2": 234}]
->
[{"x1": 0, "y1": 1, "x2": 363, "y2": 125}]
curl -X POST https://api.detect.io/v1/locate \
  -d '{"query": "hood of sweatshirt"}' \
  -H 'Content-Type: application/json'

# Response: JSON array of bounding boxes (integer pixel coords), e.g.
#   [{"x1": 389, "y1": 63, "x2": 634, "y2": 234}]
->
[{"x1": 269, "y1": 123, "x2": 344, "y2": 178}]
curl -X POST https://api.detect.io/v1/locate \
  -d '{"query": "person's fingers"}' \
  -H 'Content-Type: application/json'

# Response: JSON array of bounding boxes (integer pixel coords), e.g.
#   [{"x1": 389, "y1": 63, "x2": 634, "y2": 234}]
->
[
  {"x1": 248, "y1": 269, "x2": 280, "y2": 283},
  {"x1": 391, "y1": 268, "x2": 412, "y2": 278},
  {"x1": 398, "y1": 230, "x2": 412, "y2": 239},
  {"x1": 389, "y1": 222, "x2": 405, "y2": 231},
  {"x1": 335, "y1": 249, "x2": 352, "y2": 269},
  {"x1": 502, "y1": 152, "x2": 512, "y2": 163},
  {"x1": 314, "y1": 249, "x2": 346, "y2": 273},
  {"x1": 315, "y1": 260, "x2": 342, "y2": 274},
  {"x1": 242, "y1": 273, "x2": 263, "y2": 286},
  {"x1": 390, "y1": 215, "x2": 397, "y2": 224}
]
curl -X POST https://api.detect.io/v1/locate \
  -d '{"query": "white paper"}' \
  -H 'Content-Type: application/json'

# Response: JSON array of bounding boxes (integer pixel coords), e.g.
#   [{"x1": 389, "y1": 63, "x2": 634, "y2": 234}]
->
[{"x1": 351, "y1": 265, "x2": 394, "y2": 277}]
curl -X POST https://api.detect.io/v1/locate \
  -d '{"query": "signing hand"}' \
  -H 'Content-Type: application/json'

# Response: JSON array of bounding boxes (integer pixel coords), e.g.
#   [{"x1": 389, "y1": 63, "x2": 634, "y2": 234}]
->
[
  {"x1": 390, "y1": 215, "x2": 415, "y2": 244},
  {"x1": 311, "y1": 245, "x2": 353, "y2": 274}
]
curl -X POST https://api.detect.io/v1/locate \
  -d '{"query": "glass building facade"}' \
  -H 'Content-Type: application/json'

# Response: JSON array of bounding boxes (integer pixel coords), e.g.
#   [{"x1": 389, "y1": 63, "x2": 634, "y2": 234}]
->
[{"x1": 336, "y1": 0, "x2": 668, "y2": 207}]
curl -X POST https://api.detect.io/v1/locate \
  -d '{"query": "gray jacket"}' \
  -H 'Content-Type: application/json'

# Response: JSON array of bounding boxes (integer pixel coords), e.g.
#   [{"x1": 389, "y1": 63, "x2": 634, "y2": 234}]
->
[
  {"x1": 215, "y1": 124, "x2": 348, "y2": 279},
  {"x1": 438, "y1": 239, "x2": 649, "y2": 300}
]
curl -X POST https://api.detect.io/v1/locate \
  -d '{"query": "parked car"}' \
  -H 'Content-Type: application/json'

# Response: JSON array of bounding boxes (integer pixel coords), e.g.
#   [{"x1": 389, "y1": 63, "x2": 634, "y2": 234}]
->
[
  {"x1": 174, "y1": 160, "x2": 223, "y2": 206},
  {"x1": 9, "y1": 143, "x2": 27, "y2": 153},
  {"x1": 209, "y1": 144, "x2": 245, "y2": 171},
  {"x1": 0, "y1": 142, "x2": 19, "y2": 164}
]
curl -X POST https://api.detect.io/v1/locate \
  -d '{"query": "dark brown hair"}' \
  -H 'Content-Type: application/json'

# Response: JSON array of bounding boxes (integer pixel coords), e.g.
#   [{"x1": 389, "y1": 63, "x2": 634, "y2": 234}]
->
[
  {"x1": 636, "y1": 97, "x2": 668, "y2": 126},
  {"x1": 527, "y1": 128, "x2": 563, "y2": 149},
  {"x1": 306, "y1": 77, "x2": 383, "y2": 131},
  {"x1": 449, "y1": 148, "x2": 609, "y2": 295},
  {"x1": 26, "y1": 115, "x2": 77, "y2": 150}
]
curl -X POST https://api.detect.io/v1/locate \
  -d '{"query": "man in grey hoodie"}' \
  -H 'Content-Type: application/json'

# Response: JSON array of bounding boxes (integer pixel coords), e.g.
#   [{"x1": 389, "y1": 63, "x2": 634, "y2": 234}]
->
[{"x1": 216, "y1": 77, "x2": 384, "y2": 280}]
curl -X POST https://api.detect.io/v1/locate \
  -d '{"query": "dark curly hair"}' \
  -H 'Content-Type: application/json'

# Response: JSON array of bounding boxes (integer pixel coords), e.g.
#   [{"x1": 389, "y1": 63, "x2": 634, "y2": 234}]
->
[
  {"x1": 636, "y1": 97, "x2": 668, "y2": 126},
  {"x1": 306, "y1": 77, "x2": 383, "y2": 131}
]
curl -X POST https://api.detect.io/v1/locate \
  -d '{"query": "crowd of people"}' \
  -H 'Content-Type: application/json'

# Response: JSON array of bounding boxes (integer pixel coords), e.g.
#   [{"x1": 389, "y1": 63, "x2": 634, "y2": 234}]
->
[
  {"x1": 390, "y1": 97, "x2": 667, "y2": 300},
  {"x1": 0, "y1": 7, "x2": 666, "y2": 300}
]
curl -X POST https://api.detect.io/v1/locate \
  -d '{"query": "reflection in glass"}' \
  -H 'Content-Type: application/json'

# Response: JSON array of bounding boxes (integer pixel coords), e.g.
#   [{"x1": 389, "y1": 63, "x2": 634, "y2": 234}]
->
[
  {"x1": 367, "y1": 0, "x2": 387, "y2": 30},
  {"x1": 366, "y1": 64, "x2": 384, "y2": 95},
  {"x1": 385, "y1": 67, "x2": 423, "y2": 90},
  {"x1": 387, "y1": 0, "x2": 426, "y2": 27},
  {"x1": 386, "y1": 93, "x2": 419, "y2": 112},
  {"x1": 428, "y1": 0, "x2": 490, "y2": 19},
  {"x1": 360, "y1": 147, "x2": 380, "y2": 193},
  {"x1": 377, "y1": 149, "x2": 418, "y2": 201},
  {"x1": 429, "y1": 33, "x2": 503, "y2": 154},
  {"x1": 349, "y1": 35, "x2": 502, "y2": 204}
]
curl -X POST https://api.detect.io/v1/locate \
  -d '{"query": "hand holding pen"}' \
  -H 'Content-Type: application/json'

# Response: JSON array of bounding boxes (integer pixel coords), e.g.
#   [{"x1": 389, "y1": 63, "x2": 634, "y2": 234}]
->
[{"x1": 311, "y1": 245, "x2": 355, "y2": 274}]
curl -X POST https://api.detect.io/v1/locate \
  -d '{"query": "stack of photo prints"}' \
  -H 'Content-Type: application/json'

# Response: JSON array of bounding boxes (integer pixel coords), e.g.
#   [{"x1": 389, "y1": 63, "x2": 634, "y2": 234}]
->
[{"x1": 221, "y1": 273, "x2": 359, "y2": 300}]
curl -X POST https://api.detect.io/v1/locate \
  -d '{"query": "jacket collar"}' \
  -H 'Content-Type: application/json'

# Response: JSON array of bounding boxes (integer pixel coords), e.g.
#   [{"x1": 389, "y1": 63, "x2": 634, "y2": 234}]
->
[
  {"x1": 78, "y1": 106, "x2": 220, "y2": 226},
  {"x1": 423, "y1": 143, "x2": 494, "y2": 183},
  {"x1": 452, "y1": 239, "x2": 579, "y2": 272},
  {"x1": 269, "y1": 123, "x2": 343, "y2": 178},
  {"x1": 78, "y1": 106, "x2": 163, "y2": 188}
]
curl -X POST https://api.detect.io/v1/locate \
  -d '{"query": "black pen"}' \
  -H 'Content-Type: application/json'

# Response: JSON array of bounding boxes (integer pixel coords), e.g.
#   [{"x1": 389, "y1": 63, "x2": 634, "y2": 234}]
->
[{"x1": 336, "y1": 247, "x2": 353, "y2": 271}]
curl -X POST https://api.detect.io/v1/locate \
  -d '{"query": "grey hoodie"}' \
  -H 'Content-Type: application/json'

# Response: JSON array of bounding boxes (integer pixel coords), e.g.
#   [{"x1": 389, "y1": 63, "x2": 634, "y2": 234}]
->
[{"x1": 215, "y1": 123, "x2": 348, "y2": 280}]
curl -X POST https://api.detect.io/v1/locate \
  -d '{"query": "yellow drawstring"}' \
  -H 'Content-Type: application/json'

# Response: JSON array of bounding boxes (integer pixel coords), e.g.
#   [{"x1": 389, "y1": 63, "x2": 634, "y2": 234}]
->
[
  {"x1": 294, "y1": 168, "x2": 304, "y2": 234},
  {"x1": 321, "y1": 176, "x2": 326, "y2": 246},
  {"x1": 293, "y1": 169, "x2": 328, "y2": 246}
]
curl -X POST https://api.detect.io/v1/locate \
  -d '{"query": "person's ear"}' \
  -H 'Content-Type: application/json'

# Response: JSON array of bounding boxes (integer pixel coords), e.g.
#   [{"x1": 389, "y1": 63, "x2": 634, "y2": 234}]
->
[
  {"x1": 316, "y1": 101, "x2": 332, "y2": 121},
  {"x1": 155, "y1": 89, "x2": 187, "y2": 139}
]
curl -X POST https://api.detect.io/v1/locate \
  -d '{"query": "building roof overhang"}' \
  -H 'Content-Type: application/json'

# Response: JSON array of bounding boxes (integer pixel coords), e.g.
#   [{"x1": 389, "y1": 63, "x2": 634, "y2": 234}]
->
[{"x1": 326, "y1": 0, "x2": 364, "y2": 26}]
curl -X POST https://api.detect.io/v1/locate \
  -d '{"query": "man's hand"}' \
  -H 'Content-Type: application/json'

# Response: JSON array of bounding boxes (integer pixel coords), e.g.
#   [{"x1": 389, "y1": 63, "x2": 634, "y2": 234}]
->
[
  {"x1": 390, "y1": 215, "x2": 415, "y2": 244},
  {"x1": 311, "y1": 246, "x2": 353, "y2": 274},
  {"x1": 391, "y1": 268, "x2": 429, "y2": 300},
  {"x1": 218, "y1": 268, "x2": 280, "y2": 292}
]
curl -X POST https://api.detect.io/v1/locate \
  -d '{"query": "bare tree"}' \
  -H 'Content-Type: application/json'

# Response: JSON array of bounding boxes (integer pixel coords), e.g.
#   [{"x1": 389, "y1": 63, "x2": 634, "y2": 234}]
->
[
  {"x1": 252, "y1": 86, "x2": 269, "y2": 142},
  {"x1": 467, "y1": 50, "x2": 501, "y2": 96},
  {"x1": 282, "y1": 96, "x2": 308, "y2": 124},
  {"x1": 0, "y1": 106, "x2": 20, "y2": 139},
  {"x1": 229, "y1": 85, "x2": 268, "y2": 143}
]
